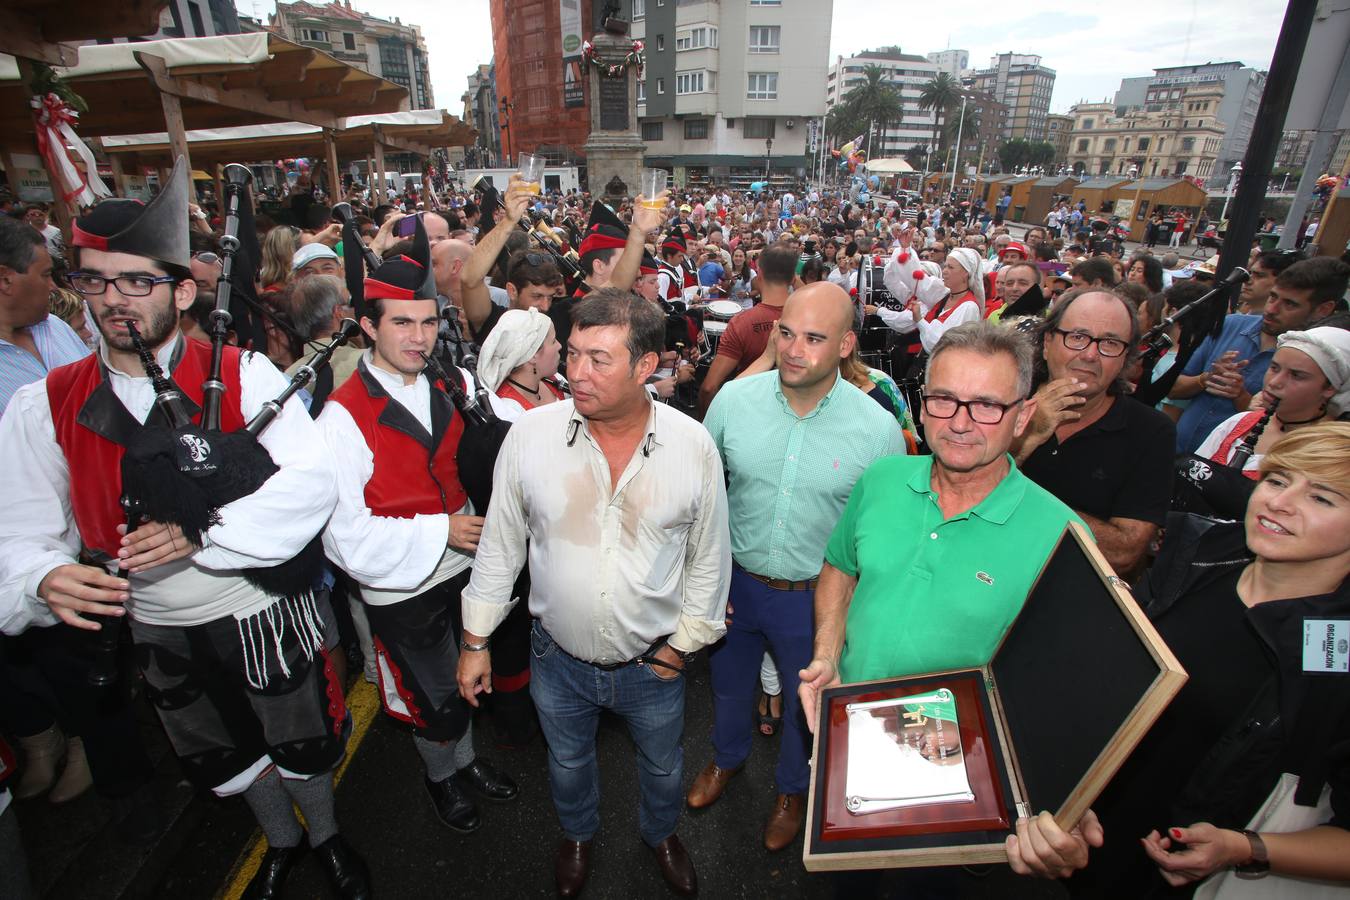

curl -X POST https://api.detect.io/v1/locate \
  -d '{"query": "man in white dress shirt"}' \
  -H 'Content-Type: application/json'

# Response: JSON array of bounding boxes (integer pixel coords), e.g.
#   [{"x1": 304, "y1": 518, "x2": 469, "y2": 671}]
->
[{"x1": 457, "y1": 288, "x2": 731, "y2": 898}]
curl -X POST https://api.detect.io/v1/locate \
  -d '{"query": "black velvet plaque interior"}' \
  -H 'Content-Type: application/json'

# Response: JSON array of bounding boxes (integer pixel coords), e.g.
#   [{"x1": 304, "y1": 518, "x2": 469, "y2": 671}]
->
[{"x1": 990, "y1": 528, "x2": 1160, "y2": 814}]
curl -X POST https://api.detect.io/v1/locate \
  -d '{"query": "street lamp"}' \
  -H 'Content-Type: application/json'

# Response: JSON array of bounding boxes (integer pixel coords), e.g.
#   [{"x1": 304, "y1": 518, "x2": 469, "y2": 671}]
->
[
  {"x1": 765, "y1": 138, "x2": 773, "y2": 180},
  {"x1": 1219, "y1": 160, "x2": 1242, "y2": 224}
]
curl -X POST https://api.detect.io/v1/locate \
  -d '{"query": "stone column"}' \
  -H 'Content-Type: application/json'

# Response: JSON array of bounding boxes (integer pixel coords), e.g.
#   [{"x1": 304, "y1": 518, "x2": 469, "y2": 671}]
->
[{"x1": 582, "y1": 30, "x2": 645, "y2": 198}]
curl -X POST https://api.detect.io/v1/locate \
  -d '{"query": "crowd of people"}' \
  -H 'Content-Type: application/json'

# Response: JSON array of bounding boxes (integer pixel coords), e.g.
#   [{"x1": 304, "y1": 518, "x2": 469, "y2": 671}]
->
[{"x1": 0, "y1": 159, "x2": 1349, "y2": 900}]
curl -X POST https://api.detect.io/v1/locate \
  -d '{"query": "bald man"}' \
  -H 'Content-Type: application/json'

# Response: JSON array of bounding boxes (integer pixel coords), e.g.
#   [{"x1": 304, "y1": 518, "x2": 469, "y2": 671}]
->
[
  {"x1": 424, "y1": 211, "x2": 451, "y2": 245},
  {"x1": 695, "y1": 282, "x2": 906, "y2": 851}
]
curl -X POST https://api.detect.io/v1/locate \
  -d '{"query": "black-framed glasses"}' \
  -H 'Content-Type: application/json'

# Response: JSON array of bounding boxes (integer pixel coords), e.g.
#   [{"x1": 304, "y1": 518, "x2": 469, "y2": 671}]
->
[
  {"x1": 921, "y1": 392, "x2": 1022, "y2": 425},
  {"x1": 68, "y1": 272, "x2": 177, "y2": 297},
  {"x1": 1053, "y1": 328, "x2": 1128, "y2": 358}
]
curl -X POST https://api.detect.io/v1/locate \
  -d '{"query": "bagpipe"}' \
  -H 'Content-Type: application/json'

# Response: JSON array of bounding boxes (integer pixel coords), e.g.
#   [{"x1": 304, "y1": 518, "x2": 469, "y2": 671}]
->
[
  {"x1": 419, "y1": 351, "x2": 511, "y2": 514},
  {"x1": 473, "y1": 176, "x2": 584, "y2": 296},
  {"x1": 88, "y1": 172, "x2": 358, "y2": 686},
  {"x1": 1133, "y1": 266, "x2": 1250, "y2": 408},
  {"x1": 1171, "y1": 398, "x2": 1277, "y2": 521}
]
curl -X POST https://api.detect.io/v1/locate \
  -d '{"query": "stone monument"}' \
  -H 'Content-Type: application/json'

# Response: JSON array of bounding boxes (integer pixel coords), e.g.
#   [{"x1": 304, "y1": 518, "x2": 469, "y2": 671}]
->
[{"x1": 582, "y1": 16, "x2": 645, "y2": 198}]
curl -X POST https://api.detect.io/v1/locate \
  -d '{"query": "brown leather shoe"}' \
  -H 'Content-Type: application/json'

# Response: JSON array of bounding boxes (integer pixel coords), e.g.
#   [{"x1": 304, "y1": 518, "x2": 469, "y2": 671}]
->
[
  {"x1": 554, "y1": 838, "x2": 591, "y2": 898},
  {"x1": 763, "y1": 793, "x2": 806, "y2": 852},
  {"x1": 649, "y1": 834, "x2": 697, "y2": 896},
  {"x1": 685, "y1": 761, "x2": 741, "y2": 809}
]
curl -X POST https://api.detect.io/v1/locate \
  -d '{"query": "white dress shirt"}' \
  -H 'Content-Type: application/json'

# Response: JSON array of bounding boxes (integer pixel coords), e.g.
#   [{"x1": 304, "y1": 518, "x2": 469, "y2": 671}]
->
[
  {"x1": 461, "y1": 398, "x2": 731, "y2": 664},
  {"x1": 317, "y1": 354, "x2": 474, "y2": 605},
  {"x1": 0, "y1": 335, "x2": 337, "y2": 631}
]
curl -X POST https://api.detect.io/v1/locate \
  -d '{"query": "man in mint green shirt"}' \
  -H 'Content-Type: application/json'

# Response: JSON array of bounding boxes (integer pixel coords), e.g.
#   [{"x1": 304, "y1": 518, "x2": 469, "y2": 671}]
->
[
  {"x1": 694, "y1": 282, "x2": 904, "y2": 852},
  {"x1": 799, "y1": 320, "x2": 1097, "y2": 878}
]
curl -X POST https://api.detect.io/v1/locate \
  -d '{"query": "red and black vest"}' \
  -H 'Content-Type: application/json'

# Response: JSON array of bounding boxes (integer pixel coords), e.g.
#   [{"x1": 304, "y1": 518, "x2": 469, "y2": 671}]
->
[
  {"x1": 328, "y1": 360, "x2": 468, "y2": 518},
  {"x1": 657, "y1": 260, "x2": 684, "y2": 302},
  {"x1": 46, "y1": 338, "x2": 246, "y2": 559}
]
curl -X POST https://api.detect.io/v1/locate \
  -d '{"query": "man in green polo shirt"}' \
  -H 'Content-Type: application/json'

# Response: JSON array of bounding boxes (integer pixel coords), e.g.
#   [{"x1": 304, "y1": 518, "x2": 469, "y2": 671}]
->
[
  {"x1": 694, "y1": 281, "x2": 905, "y2": 852},
  {"x1": 799, "y1": 319, "x2": 1100, "y2": 878}
]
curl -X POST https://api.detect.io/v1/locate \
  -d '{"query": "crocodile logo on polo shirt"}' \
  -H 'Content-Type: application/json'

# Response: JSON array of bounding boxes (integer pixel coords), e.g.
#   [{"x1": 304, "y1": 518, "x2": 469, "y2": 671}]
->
[{"x1": 976, "y1": 571, "x2": 994, "y2": 586}]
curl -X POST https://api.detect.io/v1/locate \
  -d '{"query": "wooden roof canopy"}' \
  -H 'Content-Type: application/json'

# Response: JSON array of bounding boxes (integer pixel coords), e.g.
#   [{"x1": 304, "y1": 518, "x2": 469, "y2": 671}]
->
[
  {"x1": 0, "y1": 32, "x2": 409, "y2": 138},
  {"x1": 0, "y1": 0, "x2": 167, "y2": 66}
]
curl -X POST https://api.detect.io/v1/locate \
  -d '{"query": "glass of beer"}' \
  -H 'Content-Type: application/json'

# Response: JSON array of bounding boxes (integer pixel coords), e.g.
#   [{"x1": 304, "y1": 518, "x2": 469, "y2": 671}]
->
[
  {"x1": 518, "y1": 154, "x2": 545, "y2": 194},
  {"x1": 641, "y1": 168, "x2": 668, "y2": 209}
]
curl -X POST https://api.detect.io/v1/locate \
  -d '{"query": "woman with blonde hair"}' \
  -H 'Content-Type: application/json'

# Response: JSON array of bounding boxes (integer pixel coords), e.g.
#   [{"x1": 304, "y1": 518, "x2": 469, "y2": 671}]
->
[
  {"x1": 258, "y1": 225, "x2": 300, "y2": 293},
  {"x1": 1060, "y1": 422, "x2": 1350, "y2": 897}
]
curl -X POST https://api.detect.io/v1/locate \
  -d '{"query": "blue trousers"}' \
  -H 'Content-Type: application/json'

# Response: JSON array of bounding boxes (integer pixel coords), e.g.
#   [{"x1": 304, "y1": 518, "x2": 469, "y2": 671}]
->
[
  {"x1": 529, "y1": 621, "x2": 686, "y2": 846},
  {"x1": 708, "y1": 566, "x2": 814, "y2": 794}
]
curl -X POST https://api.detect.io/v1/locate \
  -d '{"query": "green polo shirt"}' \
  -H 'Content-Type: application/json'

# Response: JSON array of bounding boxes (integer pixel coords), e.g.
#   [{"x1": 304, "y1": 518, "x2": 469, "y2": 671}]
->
[
  {"x1": 704, "y1": 370, "x2": 906, "y2": 581},
  {"x1": 826, "y1": 454, "x2": 1082, "y2": 683}
]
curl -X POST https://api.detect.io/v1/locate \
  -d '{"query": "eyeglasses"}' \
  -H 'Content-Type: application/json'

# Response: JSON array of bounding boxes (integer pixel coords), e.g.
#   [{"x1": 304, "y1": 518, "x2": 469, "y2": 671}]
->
[
  {"x1": 921, "y1": 392, "x2": 1021, "y2": 425},
  {"x1": 1053, "y1": 328, "x2": 1129, "y2": 358},
  {"x1": 523, "y1": 252, "x2": 551, "y2": 266},
  {"x1": 192, "y1": 251, "x2": 222, "y2": 267},
  {"x1": 68, "y1": 272, "x2": 178, "y2": 297}
]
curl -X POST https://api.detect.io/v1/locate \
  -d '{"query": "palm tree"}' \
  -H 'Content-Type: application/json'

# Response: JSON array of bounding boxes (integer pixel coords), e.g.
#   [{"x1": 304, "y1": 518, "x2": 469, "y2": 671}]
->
[
  {"x1": 918, "y1": 72, "x2": 961, "y2": 159},
  {"x1": 837, "y1": 64, "x2": 903, "y2": 158},
  {"x1": 942, "y1": 102, "x2": 980, "y2": 171}
]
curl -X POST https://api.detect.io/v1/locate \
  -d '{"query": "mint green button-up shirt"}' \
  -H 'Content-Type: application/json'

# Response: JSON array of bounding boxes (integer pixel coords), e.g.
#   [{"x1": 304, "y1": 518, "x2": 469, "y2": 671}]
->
[
  {"x1": 826, "y1": 454, "x2": 1083, "y2": 683},
  {"x1": 704, "y1": 370, "x2": 906, "y2": 582}
]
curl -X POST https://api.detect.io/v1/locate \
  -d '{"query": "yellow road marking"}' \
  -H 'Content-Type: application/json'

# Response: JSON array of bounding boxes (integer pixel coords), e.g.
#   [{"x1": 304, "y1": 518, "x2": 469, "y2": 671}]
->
[{"x1": 216, "y1": 679, "x2": 381, "y2": 900}]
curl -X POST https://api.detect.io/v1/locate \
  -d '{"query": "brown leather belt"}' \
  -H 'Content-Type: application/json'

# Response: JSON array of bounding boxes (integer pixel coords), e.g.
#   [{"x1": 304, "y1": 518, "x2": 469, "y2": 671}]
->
[{"x1": 742, "y1": 568, "x2": 818, "y2": 592}]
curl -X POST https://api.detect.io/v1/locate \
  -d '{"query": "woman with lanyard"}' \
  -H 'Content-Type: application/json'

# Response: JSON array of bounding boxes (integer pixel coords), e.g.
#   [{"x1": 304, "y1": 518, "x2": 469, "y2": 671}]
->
[
  {"x1": 1197, "y1": 326, "x2": 1350, "y2": 476},
  {"x1": 476, "y1": 308, "x2": 566, "y2": 423},
  {"x1": 727, "y1": 247, "x2": 756, "y2": 309}
]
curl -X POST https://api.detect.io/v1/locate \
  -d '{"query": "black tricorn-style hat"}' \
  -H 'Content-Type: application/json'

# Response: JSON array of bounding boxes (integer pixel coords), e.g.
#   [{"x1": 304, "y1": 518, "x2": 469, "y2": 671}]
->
[
  {"x1": 660, "y1": 231, "x2": 687, "y2": 255},
  {"x1": 639, "y1": 252, "x2": 659, "y2": 275},
  {"x1": 72, "y1": 155, "x2": 191, "y2": 270},
  {"x1": 364, "y1": 213, "x2": 436, "y2": 301},
  {"x1": 577, "y1": 200, "x2": 628, "y2": 257}
]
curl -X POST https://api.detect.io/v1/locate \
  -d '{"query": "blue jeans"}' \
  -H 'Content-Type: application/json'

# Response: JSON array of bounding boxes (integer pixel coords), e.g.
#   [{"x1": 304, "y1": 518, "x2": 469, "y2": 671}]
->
[
  {"x1": 708, "y1": 566, "x2": 814, "y2": 794},
  {"x1": 529, "y1": 621, "x2": 686, "y2": 846}
]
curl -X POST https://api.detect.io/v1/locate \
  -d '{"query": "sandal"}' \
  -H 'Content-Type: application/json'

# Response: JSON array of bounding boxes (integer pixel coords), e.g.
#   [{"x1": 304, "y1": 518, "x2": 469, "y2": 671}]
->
[{"x1": 758, "y1": 691, "x2": 783, "y2": 737}]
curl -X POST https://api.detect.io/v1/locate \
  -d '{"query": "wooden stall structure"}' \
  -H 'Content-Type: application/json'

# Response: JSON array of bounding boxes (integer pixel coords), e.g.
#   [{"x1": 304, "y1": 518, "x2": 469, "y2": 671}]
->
[
  {"x1": 1070, "y1": 177, "x2": 1135, "y2": 216},
  {"x1": 975, "y1": 174, "x2": 1014, "y2": 208},
  {"x1": 1002, "y1": 175, "x2": 1040, "y2": 221},
  {"x1": 1024, "y1": 176, "x2": 1080, "y2": 228},
  {"x1": 1118, "y1": 178, "x2": 1209, "y2": 242}
]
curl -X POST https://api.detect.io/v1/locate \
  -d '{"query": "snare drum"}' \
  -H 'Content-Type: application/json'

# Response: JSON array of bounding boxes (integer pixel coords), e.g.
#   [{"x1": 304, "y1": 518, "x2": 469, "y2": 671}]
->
[
  {"x1": 704, "y1": 299, "x2": 743, "y2": 321},
  {"x1": 703, "y1": 319, "x2": 728, "y2": 354}
]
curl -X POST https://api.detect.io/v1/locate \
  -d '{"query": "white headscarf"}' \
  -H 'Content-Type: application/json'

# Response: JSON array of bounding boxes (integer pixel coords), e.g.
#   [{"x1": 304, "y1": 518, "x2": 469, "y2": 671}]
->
[
  {"x1": 1276, "y1": 326, "x2": 1350, "y2": 415},
  {"x1": 947, "y1": 247, "x2": 985, "y2": 304},
  {"x1": 477, "y1": 308, "x2": 552, "y2": 393}
]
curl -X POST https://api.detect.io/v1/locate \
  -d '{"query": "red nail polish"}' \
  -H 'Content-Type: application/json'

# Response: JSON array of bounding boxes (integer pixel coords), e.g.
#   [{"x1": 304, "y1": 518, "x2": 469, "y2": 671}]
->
[{"x1": 1170, "y1": 828, "x2": 1182, "y2": 840}]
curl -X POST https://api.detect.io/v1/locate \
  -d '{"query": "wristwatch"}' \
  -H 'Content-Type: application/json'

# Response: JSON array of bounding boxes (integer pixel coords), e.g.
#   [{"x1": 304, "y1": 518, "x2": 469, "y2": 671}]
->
[
  {"x1": 458, "y1": 638, "x2": 490, "y2": 652},
  {"x1": 1234, "y1": 829, "x2": 1269, "y2": 879},
  {"x1": 669, "y1": 645, "x2": 697, "y2": 665}
]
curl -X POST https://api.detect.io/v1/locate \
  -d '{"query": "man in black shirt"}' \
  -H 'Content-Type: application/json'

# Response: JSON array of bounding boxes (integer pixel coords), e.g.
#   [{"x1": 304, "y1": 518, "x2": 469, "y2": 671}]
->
[{"x1": 1014, "y1": 288, "x2": 1175, "y2": 577}]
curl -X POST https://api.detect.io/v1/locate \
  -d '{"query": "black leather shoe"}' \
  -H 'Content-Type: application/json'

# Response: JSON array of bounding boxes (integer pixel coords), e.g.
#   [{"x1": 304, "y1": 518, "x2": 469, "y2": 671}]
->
[
  {"x1": 425, "y1": 775, "x2": 482, "y2": 832},
  {"x1": 243, "y1": 843, "x2": 305, "y2": 900},
  {"x1": 312, "y1": 834, "x2": 371, "y2": 900},
  {"x1": 554, "y1": 838, "x2": 591, "y2": 898},
  {"x1": 650, "y1": 834, "x2": 697, "y2": 896},
  {"x1": 455, "y1": 759, "x2": 519, "y2": 802}
]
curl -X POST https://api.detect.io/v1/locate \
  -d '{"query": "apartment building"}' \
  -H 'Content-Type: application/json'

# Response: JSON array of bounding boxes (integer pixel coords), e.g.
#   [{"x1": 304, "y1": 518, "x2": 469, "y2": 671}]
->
[
  {"x1": 1066, "y1": 81, "x2": 1228, "y2": 181},
  {"x1": 966, "y1": 53, "x2": 1055, "y2": 141},
  {"x1": 1114, "y1": 62, "x2": 1265, "y2": 173}
]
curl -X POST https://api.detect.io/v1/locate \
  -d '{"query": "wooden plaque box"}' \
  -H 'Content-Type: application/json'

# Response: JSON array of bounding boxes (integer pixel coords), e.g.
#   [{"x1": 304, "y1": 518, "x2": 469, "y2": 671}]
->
[{"x1": 803, "y1": 522, "x2": 1187, "y2": 870}]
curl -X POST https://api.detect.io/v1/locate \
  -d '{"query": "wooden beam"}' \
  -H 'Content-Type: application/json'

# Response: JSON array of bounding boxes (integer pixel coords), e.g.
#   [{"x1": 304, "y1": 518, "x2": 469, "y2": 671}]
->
[
  {"x1": 267, "y1": 68, "x2": 349, "y2": 101},
  {"x1": 108, "y1": 150, "x2": 128, "y2": 196},
  {"x1": 0, "y1": 6, "x2": 79, "y2": 66},
  {"x1": 372, "y1": 130, "x2": 386, "y2": 201},
  {"x1": 324, "y1": 130, "x2": 342, "y2": 203},
  {"x1": 158, "y1": 89, "x2": 193, "y2": 173},
  {"x1": 135, "y1": 51, "x2": 340, "y2": 130},
  {"x1": 44, "y1": 0, "x2": 165, "y2": 43}
]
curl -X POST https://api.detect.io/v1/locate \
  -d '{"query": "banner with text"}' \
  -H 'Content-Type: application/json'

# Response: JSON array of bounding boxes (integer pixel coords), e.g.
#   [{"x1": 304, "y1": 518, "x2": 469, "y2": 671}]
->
[{"x1": 561, "y1": 0, "x2": 584, "y2": 108}]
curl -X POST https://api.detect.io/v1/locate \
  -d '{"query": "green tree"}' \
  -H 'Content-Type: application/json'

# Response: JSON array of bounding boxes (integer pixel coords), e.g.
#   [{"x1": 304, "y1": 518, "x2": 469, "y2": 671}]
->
[
  {"x1": 918, "y1": 72, "x2": 962, "y2": 158},
  {"x1": 827, "y1": 64, "x2": 903, "y2": 158},
  {"x1": 942, "y1": 102, "x2": 980, "y2": 170}
]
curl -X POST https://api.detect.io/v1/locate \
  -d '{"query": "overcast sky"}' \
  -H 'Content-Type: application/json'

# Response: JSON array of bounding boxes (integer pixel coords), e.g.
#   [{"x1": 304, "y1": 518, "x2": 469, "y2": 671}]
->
[{"x1": 236, "y1": 0, "x2": 1286, "y2": 116}]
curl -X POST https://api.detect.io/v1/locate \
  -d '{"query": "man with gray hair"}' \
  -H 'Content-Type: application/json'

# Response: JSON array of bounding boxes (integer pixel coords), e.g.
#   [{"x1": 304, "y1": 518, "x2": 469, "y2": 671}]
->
[
  {"x1": 283, "y1": 274, "x2": 362, "y2": 413},
  {"x1": 800, "y1": 320, "x2": 1095, "y2": 878}
]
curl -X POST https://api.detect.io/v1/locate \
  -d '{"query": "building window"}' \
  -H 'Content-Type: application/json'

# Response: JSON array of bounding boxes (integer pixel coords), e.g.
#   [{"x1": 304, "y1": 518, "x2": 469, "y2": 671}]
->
[
  {"x1": 637, "y1": 80, "x2": 646, "y2": 103},
  {"x1": 343, "y1": 32, "x2": 356, "y2": 50},
  {"x1": 656, "y1": 78, "x2": 665, "y2": 94},
  {"x1": 749, "y1": 0, "x2": 781, "y2": 5},
  {"x1": 1077, "y1": 138, "x2": 1089, "y2": 152},
  {"x1": 748, "y1": 25, "x2": 780, "y2": 53},
  {"x1": 300, "y1": 28, "x2": 330, "y2": 43},
  {"x1": 1137, "y1": 137, "x2": 1150, "y2": 151},
  {"x1": 676, "y1": 71, "x2": 706, "y2": 94},
  {"x1": 743, "y1": 117, "x2": 775, "y2": 139},
  {"x1": 677, "y1": 26, "x2": 717, "y2": 51},
  {"x1": 633, "y1": 0, "x2": 646, "y2": 17},
  {"x1": 1181, "y1": 137, "x2": 1195, "y2": 153},
  {"x1": 684, "y1": 118, "x2": 709, "y2": 139},
  {"x1": 1103, "y1": 138, "x2": 1116, "y2": 151},
  {"x1": 642, "y1": 121, "x2": 664, "y2": 141},
  {"x1": 747, "y1": 72, "x2": 778, "y2": 100},
  {"x1": 1081, "y1": 118, "x2": 1093, "y2": 129},
  {"x1": 656, "y1": 35, "x2": 664, "y2": 51}
]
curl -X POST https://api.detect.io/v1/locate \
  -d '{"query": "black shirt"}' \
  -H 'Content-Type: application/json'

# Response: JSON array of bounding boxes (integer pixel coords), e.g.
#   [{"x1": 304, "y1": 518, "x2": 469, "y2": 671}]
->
[
  {"x1": 1021, "y1": 395, "x2": 1175, "y2": 527},
  {"x1": 472, "y1": 302, "x2": 507, "y2": 346}
]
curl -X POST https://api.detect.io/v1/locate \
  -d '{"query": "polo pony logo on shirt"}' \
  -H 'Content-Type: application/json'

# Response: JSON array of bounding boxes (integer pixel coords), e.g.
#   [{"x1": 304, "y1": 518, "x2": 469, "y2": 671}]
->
[{"x1": 976, "y1": 571, "x2": 994, "y2": 586}]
